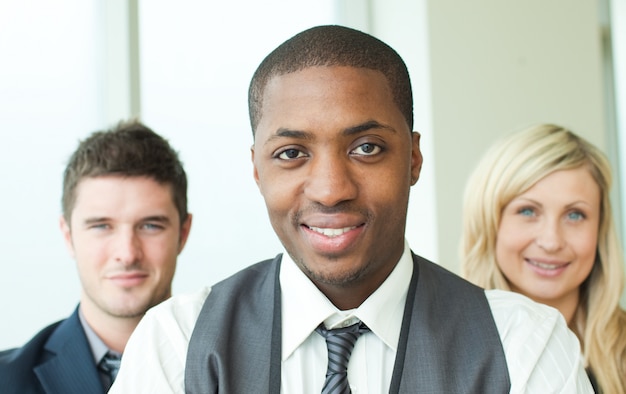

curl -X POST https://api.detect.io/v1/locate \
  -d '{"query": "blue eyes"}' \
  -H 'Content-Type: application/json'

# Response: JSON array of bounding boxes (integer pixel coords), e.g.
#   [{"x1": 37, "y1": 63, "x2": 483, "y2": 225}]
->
[
  {"x1": 88, "y1": 223, "x2": 164, "y2": 231},
  {"x1": 142, "y1": 223, "x2": 164, "y2": 230},
  {"x1": 518, "y1": 207, "x2": 535, "y2": 217},
  {"x1": 567, "y1": 211, "x2": 585, "y2": 221},
  {"x1": 516, "y1": 207, "x2": 585, "y2": 221}
]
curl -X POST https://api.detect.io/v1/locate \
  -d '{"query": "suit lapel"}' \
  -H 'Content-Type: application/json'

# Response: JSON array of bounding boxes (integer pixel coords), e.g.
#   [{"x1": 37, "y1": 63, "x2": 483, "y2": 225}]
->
[{"x1": 34, "y1": 308, "x2": 103, "y2": 394}]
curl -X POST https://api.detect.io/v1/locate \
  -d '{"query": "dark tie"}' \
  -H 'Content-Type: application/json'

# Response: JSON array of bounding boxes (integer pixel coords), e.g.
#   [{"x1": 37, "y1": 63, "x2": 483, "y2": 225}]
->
[
  {"x1": 98, "y1": 352, "x2": 121, "y2": 389},
  {"x1": 315, "y1": 321, "x2": 370, "y2": 394}
]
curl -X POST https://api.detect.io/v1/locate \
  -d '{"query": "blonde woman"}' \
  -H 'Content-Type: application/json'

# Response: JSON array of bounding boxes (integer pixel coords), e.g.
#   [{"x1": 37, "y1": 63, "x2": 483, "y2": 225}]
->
[{"x1": 461, "y1": 124, "x2": 626, "y2": 393}]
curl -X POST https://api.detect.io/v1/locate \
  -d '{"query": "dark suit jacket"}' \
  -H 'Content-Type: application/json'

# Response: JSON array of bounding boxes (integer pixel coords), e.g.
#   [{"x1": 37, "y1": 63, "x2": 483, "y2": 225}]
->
[{"x1": 0, "y1": 307, "x2": 104, "y2": 394}]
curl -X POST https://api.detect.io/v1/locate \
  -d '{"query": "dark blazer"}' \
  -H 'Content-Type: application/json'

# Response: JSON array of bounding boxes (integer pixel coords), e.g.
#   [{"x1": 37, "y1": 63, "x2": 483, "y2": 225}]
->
[{"x1": 0, "y1": 307, "x2": 104, "y2": 394}]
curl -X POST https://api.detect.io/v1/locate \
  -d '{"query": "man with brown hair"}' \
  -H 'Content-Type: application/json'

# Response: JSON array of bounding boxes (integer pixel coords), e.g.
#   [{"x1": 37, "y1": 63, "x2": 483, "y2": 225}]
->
[{"x1": 0, "y1": 120, "x2": 192, "y2": 393}]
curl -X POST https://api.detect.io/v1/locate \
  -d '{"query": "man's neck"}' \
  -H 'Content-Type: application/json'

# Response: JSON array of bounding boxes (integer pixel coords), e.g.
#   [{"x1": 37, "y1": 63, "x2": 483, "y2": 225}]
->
[{"x1": 79, "y1": 303, "x2": 141, "y2": 353}]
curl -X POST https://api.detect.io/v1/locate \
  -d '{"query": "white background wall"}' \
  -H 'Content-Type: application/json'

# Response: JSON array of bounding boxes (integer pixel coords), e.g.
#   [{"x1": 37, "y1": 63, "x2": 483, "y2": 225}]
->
[
  {"x1": 0, "y1": 0, "x2": 105, "y2": 348},
  {"x1": 1, "y1": 0, "x2": 623, "y2": 349},
  {"x1": 427, "y1": 0, "x2": 609, "y2": 272}
]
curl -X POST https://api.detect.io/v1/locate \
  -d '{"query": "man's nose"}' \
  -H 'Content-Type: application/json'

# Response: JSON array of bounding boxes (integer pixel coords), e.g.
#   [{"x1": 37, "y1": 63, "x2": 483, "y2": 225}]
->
[
  {"x1": 303, "y1": 155, "x2": 358, "y2": 207},
  {"x1": 113, "y1": 229, "x2": 143, "y2": 265}
]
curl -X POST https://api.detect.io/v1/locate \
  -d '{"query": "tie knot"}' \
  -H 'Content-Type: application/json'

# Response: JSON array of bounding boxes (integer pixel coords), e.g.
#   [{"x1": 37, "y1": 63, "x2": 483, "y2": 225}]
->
[
  {"x1": 315, "y1": 321, "x2": 369, "y2": 394},
  {"x1": 315, "y1": 321, "x2": 369, "y2": 342},
  {"x1": 99, "y1": 352, "x2": 121, "y2": 381}
]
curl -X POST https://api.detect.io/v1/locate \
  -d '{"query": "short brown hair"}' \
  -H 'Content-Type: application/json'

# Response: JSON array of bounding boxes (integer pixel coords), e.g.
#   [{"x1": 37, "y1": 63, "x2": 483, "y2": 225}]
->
[{"x1": 62, "y1": 119, "x2": 188, "y2": 224}]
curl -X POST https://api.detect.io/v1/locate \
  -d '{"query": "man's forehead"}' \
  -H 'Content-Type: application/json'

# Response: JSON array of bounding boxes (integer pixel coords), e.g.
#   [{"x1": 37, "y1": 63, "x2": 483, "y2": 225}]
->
[
  {"x1": 260, "y1": 67, "x2": 391, "y2": 112},
  {"x1": 256, "y1": 68, "x2": 398, "y2": 131},
  {"x1": 71, "y1": 175, "x2": 176, "y2": 213},
  {"x1": 265, "y1": 65, "x2": 387, "y2": 86}
]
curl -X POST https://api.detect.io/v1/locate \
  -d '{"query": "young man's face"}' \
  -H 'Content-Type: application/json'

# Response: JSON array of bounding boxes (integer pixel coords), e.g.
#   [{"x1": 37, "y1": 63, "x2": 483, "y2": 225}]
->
[
  {"x1": 252, "y1": 66, "x2": 422, "y2": 307},
  {"x1": 60, "y1": 175, "x2": 192, "y2": 320}
]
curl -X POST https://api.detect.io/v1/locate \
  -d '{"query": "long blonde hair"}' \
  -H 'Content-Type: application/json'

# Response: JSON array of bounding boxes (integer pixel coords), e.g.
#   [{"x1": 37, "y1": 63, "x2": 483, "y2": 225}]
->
[{"x1": 461, "y1": 124, "x2": 626, "y2": 393}]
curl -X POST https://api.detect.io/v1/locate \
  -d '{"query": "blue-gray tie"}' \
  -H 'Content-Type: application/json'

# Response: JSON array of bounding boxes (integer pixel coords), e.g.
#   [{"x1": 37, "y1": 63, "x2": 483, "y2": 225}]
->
[
  {"x1": 315, "y1": 321, "x2": 369, "y2": 394},
  {"x1": 99, "y1": 352, "x2": 121, "y2": 389}
]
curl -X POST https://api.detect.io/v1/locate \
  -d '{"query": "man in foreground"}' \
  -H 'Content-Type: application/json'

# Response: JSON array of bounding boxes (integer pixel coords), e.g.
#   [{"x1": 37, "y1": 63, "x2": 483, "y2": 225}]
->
[{"x1": 112, "y1": 26, "x2": 591, "y2": 393}]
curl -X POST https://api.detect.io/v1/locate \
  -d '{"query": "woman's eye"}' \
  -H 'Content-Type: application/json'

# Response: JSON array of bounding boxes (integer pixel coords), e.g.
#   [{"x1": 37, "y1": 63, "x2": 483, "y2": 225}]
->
[
  {"x1": 352, "y1": 143, "x2": 381, "y2": 156},
  {"x1": 277, "y1": 148, "x2": 305, "y2": 160},
  {"x1": 567, "y1": 211, "x2": 585, "y2": 221},
  {"x1": 518, "y1": 207, "x2": 535, "y2": 217}
]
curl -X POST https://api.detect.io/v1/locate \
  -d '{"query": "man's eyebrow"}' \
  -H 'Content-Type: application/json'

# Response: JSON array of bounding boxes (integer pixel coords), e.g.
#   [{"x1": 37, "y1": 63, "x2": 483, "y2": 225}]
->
[
  {"x1": 264, "y1": 120, "x2": 395, "y2": 146},
  {"x1": 83, "y1": 217, "x2": 110, "y2": 225},
  {"x1": 142, "y1": 215, "x2": 172, "y2": 224},
  {"x1": 82, "y1": 216, "x2": 172, "y2": 225},
  {"x1": 264, "y1": 128, "x2": 313, "y2": 145},
  {"x1": 343, "y1": 120, "x2": 395, "y2": 135}
]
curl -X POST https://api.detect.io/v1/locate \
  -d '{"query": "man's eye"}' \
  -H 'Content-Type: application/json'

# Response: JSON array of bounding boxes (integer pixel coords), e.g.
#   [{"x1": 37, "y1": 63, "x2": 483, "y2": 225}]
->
[
  {"x1": 277, "y1": 149, "x2": 305, "y2": 160},
  {"x1": 352, "y1": 143, "x2": 381, "y2": 156}
]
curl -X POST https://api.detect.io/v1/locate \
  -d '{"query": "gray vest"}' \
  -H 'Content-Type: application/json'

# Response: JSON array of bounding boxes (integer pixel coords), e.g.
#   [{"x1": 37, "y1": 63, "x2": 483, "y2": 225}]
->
[{"x1": 185, "y1": 253, "x2": 510, "y2": 393}]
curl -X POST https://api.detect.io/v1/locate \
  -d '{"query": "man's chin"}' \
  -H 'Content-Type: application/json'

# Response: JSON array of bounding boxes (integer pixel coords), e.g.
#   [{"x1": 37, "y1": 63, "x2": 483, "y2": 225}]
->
[
  {"x1": 105, "y1": 299, "x2": 155, "y2": 319},
  {"x1": 304, "y1": 263, "x2": 364, "y2": 287}
]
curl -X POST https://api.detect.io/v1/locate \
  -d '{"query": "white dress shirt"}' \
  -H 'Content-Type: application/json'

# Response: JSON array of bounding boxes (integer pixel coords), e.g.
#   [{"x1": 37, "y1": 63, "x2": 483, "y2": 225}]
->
[{"x1": 110, "y1": 243, "x2": 592, "y2": 393}]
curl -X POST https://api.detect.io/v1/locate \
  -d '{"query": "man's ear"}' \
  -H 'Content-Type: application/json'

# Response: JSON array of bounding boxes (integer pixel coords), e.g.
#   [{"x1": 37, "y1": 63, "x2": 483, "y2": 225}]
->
[
  {"x1": 251, "y1": 145, "x2": 261, "y2": 188},
  {"x1": 59, "y1": 215, "x2": 75, "y2": 258},
  {"x1": 410, "y1": 132, "x2": 423, "y2": 185},
  {"x1": 177, "y1": 214, "x2": 193, "y2": 253}
]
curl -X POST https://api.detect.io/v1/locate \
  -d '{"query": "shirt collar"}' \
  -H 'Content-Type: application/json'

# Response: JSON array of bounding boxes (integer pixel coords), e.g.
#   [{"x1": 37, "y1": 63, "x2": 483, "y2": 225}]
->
[
  {"x1": 78, "y1": 306, "x2": 122, "y2": 363},
  {"x1": 281, "y1": 241, "x2": 413, "y2": 361}
]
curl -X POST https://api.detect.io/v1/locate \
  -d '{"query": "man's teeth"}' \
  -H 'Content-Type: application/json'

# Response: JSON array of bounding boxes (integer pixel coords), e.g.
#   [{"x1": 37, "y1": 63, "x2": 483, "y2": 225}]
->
[
  {"x1": 527, "y1": 259, "x2": 565, "y2": 270},
  {"x1": 309, "y1": 226, "x2": 356, "y2": 237}
]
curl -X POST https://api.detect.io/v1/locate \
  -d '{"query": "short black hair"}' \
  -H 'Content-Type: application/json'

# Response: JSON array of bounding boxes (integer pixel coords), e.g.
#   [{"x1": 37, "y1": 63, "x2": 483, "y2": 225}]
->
[{"x1": 248, "y1": 25, "x2": 413, "y2": 135}]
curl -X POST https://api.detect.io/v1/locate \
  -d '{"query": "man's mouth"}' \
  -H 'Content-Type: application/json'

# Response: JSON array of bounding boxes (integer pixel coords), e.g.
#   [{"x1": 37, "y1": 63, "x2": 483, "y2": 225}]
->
[{"x1": 306, "y1": 225, "x2": 358, "y2": 237}]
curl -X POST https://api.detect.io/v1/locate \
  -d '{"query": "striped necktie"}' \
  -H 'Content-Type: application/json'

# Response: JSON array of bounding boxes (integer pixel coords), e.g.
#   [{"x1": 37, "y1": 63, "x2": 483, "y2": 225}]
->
[
  {"x1": 315, "y1": 321, "x2": 370, "y2": 394},
  {"x1": 98, "y1": 352, "x2": 121, "y2": 390}
]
